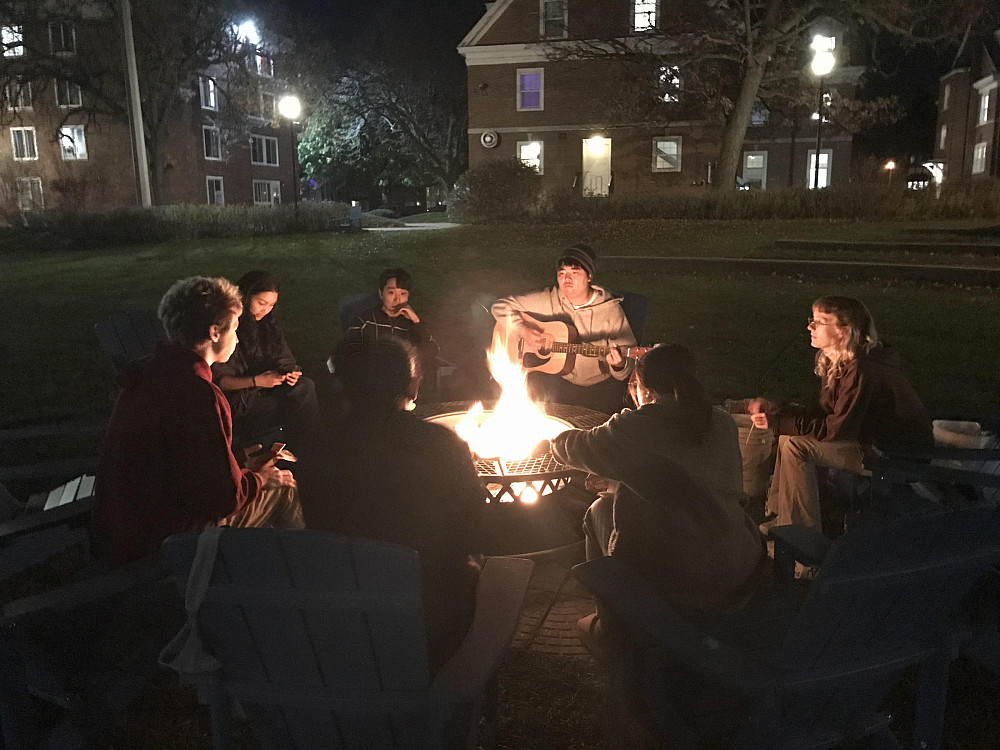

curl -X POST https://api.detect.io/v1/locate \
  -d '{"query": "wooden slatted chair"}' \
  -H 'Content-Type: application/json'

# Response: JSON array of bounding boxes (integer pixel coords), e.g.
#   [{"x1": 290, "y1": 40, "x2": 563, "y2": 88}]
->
[
  {"x1": 574, "y1": 505, "x2": 1000, "y2": 750},
  {"x1": 94, "y1": 309, "x2": 167, "y2": 378},
  {"x1": 161, "y1": 528, "x2": 532, "y2": 750}
]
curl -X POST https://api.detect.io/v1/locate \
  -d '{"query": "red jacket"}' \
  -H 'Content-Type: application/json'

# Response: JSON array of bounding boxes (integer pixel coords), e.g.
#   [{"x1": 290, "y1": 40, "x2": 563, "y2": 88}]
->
[{"x1": 91, "y1": 344, "x2": 262, "y2": 567}]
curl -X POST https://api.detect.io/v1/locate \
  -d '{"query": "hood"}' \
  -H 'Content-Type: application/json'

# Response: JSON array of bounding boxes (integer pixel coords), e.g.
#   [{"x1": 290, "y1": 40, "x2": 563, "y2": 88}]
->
[
  {"x1": 862, "y1": 343, "x2": 900, "y2": 369},
  {"x1": 119, "y1": 343, "x2": 207, "y2": 389}
]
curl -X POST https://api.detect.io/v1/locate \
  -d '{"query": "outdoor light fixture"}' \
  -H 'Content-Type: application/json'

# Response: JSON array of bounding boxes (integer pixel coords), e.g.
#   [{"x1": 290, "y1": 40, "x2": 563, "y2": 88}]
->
[
  {"x1": 884, "y1": 160, "x2": 896, "y2": 171},
  {"x1": 809, "y1": 35, "x2": 836, "y2": 190},
  {"x1": 586, "y1": 136, "x2": 607, "y2": 155},
  {"x1": 235, "y1": 20, "x2": 260, "y2": 45},
  {"x1": 278, "y1": 95, "x2": 302, "y2": 216}
]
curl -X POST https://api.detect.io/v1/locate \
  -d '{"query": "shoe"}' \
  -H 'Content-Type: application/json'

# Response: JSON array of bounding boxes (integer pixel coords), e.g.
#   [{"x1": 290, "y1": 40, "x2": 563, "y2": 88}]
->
[
  {"x1": 577, "y1": 613, "x2": 608, "y2": 662},
  {"x1": 795, "y1": 563, "x2": 819, "y2": 581}
]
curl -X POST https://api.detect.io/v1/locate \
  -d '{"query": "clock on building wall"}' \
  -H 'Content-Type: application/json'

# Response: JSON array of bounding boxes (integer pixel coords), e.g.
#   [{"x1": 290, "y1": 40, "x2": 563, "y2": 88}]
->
[{"x1": 480, "y1": 130, "x2": 499, "y2": 148}]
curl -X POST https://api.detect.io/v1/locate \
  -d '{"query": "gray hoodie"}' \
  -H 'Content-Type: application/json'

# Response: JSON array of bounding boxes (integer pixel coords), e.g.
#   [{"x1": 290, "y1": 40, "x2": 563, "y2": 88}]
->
[{"x1": 491, "y1": 284, "x2": 636, "y2": 386}]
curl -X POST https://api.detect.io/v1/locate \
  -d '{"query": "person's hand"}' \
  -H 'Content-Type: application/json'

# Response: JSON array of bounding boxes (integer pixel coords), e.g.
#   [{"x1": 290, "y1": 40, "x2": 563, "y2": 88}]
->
[
  {"x1": 585, "y1": 474, "x2": 611, "y2": 493},
  {"x1": 255, "y1": 370, "x2": 285, "y2": 388},
  {"x1": 396, "y1": 306, "x2": 420, "y2": 324},
  {"x1": 259, "y1": 464, "x2": 296, "y2": 488},
  {"x1": 747, "y1": 399, "x2": 770, "y2": 429},
  {"x1": 244, "y1": 442, "x2": 283, "y2": 472},
  {"x1": 283, "y1": 370, "x2": 302, "y2": 386},
  {"x1": 606, "y1": 344, "x2": 623, "y2": 368},
  {"x1": 522, "y1": 327, "x2": 545, "y2": 353}
]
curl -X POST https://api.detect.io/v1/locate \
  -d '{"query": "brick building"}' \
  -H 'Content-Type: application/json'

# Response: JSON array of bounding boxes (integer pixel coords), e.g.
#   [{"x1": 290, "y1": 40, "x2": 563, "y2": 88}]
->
[
  {"x1": 458, "y1": 0, "x2": 863, "y2": 195},
  {"x1": 933, "y1": 30, "x2": 1000, "y2": 183},
  {"x1": 0, "y1": 7, "x2": 295, "y2": 215}
]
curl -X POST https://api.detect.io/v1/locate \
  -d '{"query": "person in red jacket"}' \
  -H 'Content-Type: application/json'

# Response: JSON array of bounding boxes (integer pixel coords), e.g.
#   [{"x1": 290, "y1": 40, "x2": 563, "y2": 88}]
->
[
  {"x1": 91, "y1": 276, "x2": 300, "y2": 568},
  {"x1": 750, "y1": 296, "x2": 932, "y2": 534}
]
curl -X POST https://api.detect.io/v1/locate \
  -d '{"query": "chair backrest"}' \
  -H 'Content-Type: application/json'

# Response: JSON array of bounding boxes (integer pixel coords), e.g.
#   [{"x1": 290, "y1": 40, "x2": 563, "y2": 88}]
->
[
  {"x1": 617, "y1": 291, "x2": 649, "y2": 343},
  {"x1": 94, "y1": 310, "x2": 167, "y2": 376},
  {"x1": 338, "y1": 292, "x2": 379, "y2": 336},
  {"x1": 779, "y1": 505, "x2": 1000, "y2": 673},
  {"x1": 163, "y1": 528, "x2": 446, "y2": 749}
]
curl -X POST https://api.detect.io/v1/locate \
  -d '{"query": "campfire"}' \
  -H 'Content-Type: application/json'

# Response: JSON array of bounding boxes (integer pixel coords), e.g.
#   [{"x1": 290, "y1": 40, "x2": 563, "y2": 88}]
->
[{"x1": 424, "y1": 342, "x2": 593, "y2": 504}]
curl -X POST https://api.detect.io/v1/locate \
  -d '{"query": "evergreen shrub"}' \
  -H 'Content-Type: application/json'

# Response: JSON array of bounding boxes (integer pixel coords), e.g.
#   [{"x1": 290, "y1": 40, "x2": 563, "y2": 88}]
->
[{"x1": 449, "y1": 158, "x2": 543, "y2": 222}]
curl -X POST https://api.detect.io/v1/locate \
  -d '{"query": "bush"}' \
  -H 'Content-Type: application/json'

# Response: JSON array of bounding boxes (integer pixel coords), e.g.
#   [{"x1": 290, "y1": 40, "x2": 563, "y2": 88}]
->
[
  {"x1": 0, "y1": 201, "x2": 355, "y2": 252},
  {"x1": 366, "y1": 207, "x2": 399, "y2": 219},
  {"x1": 449, "y1": 158, "x2": 543, "y2": 222}
]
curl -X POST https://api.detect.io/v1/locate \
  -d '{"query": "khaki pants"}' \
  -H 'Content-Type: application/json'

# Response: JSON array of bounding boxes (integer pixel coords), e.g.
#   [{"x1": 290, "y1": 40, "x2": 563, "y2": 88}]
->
[
  {"x1": 221, "y1": 485, "x2": 304, "y2": 530},
  {"x1": 766, "y1": 435, "x2": 865, "y2": 530}
]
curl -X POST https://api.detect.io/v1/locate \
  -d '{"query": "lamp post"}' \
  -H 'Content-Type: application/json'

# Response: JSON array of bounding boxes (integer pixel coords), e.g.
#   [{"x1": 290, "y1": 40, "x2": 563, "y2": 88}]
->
[
  {"x1": 278, "y1": 94, "x2": 302, "y2": 216},
  {"x1": 809, "y1": 36, "x2": 835, "y2": 190},
  {"x1": 883, "y1": 159, "x2": 896, "y2": 185}
]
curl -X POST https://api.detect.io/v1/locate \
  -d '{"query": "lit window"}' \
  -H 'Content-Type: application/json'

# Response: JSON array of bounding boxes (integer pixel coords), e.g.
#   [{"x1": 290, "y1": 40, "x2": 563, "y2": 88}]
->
[
  {"x1": 658, "y1": 66, "x2": 681, "y2": 103},
  {"x1": 16, "y1": 177, "x2": 42, "y2": 211},
  {"x1": 807, "y1": 150, "x2": 831, "y2": 188},
  {"x1": 10, "y1": 126, "x2": 37, "y2": 160},
  {"x1": 652, "y1": 136, "x2": 681, "y2": 172},
  {"x1": 203, "y1": 126, "x2": 221, "y2": 160},
  {"x1": 253, "y1": 179, "x2": 281, "y2": 205},
  {"x1": 49, "y1": 21, "x2": 75, "y2": 54},
  {"x1": 199, "y1": 77, "x2": 217, "y2": 110},
  {"x1": 54, "y1": 79, "x2": 82, "y2": 107},
  {"x1": 942, "y1": 82, "x2": 950, "y2": 111},
  {"x1": 250, "y1": 134, "x2": 279, "y2": 166},
  {"x1": 972, "y1": 142, "x2": 987, "y2": 174},
  {"x1": 2, "y1": 25, "x2": 23, "y2": 57},
  {"x1": 742, "y1": 150, "x2": 767, "y2": 189},
  {"x1": 979, "y1": 90, "x2": 992, "y2": 125},
  {"x1": 260, "y1": 91, "x2": 275, "y2": 118},
  {"x1": 939, "y1": 124, "x2": 947, "y2": 151},
  {"x1": 540, "y1": 0, "x2": 567, "y2": 39},
  {"x1": 58, "y1": 125, "x2": 87, "y2": 160},
  {"x1": 517, "y1": 140, "x2": 543, "y2": 173},
  {"x1": 4, "y1": 78, "x2": 31, "y2": 109},
  {"x1": 206, "y1": 176, "x2": 225, "y2": 205},
  {"x1": 517, "y1": 68, "x2": 543, "y2": 111},
  {"x1": 750, "y1": 101, "x2": 769, "y2": 126},
  {"x1": 255, "y1": 53, "x2": 274, "y2": 77},
  {"x1": 634, "y1": 0, "x2": 657, "y2": 31}
]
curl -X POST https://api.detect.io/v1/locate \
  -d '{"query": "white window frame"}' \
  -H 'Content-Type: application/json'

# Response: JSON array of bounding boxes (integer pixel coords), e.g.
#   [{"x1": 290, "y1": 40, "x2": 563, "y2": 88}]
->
[
  {"x1": 10, "y1": 126, "x2": 37, "y2": 161},
  {"x1": 939, "y1": 124, "x2": 947, "y2": 151},
  {"x1": 253, "y1": 179, "x2": 281, "y2": 205},
  {"x1": 942, "y1": 82, "x2": 950, "y2": 111},
  {"x1": 250, "y1": 134, "x2": 279, "y2": 166},
  {"x1": 539, "y1": 0, "x2": 568, "y2": 40},
  {"x1": 972, "y1": 142, "x2": 987, "y2": 174},
  {"x1": 516, "y1": 68, "x2": 544, "y2": 112},
  {"x1": 199, "y1": 76, "x2": 218, "y2": 110},
  {"x1": 517, "y1": 140, "x2": 544, "y2": 174},
  {"x1": 255, "y1": 53, "x2": 274, "y2": 78},
  {"x1": 16, "y1": 176, "x2": 42, "y2": 211},
  {"x1": 4, "y1": 78, "x2": 31, "y2": 110},
  {"x1": 206, "y1": 176, "x2": 225, "y2": 205},
  {"x1": 203, "y1": 125, "x2": 222, "y2": 161},
  {"x1": 2, "y1": 25, "x2": 23, "y2": 57},
  {"x1": 652, "y1": 136, "x2": 681, "y2": 172},
  {"x1": 742, "y1": 150, "x2": 768, "y2": 189},
  {"x1": 806, "y1": 148, "x2": 833, "y2": 188},
  {"x1": 58, "y1": 125, "x2": 87, "y2": 160},
  {"x1": 49, "y1": 21, "x2": 76, "y2": 55},
  {"x1": 633, "y1": 0, "x2": 658, "y2": 31},
  {"x1": 979, "y1": 90, "x2": 992, "y2": 125},
  {"x1": 54, "y1": 78, "x2": 82, "y2": 108}
]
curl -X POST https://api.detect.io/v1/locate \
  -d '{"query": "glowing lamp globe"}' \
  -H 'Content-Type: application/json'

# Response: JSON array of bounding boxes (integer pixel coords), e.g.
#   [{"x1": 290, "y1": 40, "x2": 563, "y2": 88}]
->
[
  {"x1": 810, "y1": 50, "x2": 835, "y2": 78},
  {"x1": 278, "y1": 95, "x2": 302, "y2": 121}
]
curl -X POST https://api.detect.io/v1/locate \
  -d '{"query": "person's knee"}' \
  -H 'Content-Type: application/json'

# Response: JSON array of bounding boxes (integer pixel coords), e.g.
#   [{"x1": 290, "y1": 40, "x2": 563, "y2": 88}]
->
[{"x1": 779, "y1": 434, "x2": 815, "y2": 461}]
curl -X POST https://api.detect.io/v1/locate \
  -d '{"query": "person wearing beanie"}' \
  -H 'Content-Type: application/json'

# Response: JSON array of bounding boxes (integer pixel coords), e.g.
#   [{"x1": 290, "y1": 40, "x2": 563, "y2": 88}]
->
[{"x1": 491, "y1": 243, "x2": 636, "y2": 414}]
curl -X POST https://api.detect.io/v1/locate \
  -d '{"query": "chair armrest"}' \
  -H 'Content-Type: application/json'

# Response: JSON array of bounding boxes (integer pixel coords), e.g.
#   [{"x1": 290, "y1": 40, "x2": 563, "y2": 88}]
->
[
  {"x1": 431, "y1": 556, "x2": 533, "y2": 701},
  {"x1": 0, "y1": 496, "x2": 95, "y2": 543}
]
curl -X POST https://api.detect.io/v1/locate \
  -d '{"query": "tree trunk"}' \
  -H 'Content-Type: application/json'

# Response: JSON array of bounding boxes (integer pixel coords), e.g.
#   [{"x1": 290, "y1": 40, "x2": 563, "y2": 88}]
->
[
  {"x1": 713, "y1": 57, "x2": 769, "y2": 191},
  {"x1": 146, "y1": 130, "x2": 168, "y2": 205}
]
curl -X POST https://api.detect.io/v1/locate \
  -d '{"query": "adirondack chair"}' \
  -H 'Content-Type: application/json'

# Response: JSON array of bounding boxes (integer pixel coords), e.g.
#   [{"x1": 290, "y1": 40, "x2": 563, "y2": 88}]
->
[
  {"x1": 94, "y1": 309, "x2": 167, "y2": 377},
  {"x1": 161, "y1": 528, "x2": 533, "y2": 750},
  {"x1": 573, "y1": 506, "x2": 1000, "y2": 750},
  {"x1": 617, "y1": 290, "x2": 649, "y2": 344}
]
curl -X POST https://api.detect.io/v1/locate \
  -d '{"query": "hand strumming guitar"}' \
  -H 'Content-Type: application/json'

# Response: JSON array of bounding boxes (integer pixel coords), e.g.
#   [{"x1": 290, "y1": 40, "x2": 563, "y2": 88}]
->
[
  {"x1": 521, "y1": 326, "x2": 546, "y2": 354},
  {"x1": 606, "y1": 343, "x2": 623, "y2": 368}
]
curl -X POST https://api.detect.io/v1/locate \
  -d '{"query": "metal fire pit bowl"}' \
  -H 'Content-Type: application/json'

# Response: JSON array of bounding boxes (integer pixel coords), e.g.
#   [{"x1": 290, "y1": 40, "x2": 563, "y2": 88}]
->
[{"x1": 416, "y1": 401, "x2": 609, "y2": 504}]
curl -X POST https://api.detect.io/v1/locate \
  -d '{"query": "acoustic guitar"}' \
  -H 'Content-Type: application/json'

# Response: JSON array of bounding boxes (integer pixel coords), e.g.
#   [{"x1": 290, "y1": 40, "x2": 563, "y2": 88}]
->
[{"x1": 493, "y1": 312, "x2": 652, "y2": 375}]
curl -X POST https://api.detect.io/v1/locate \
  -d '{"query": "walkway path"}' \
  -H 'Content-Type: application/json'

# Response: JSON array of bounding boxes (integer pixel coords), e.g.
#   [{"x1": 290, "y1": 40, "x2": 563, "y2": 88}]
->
[{"x1": 367, "y1": 222, "x2": 460, "y2": 231}]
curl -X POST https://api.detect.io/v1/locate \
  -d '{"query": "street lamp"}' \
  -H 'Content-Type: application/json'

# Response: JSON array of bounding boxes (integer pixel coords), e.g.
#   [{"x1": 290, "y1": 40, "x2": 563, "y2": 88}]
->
[
  {"x1": 278, "y1": 94, "x2": 302, "y2": 216},
  {"x1": 883, "y1": 160, "x2": 896, "y2": 185},
  {"x1": 809, "y1": 35, "x2": 835, "y2": 190}
]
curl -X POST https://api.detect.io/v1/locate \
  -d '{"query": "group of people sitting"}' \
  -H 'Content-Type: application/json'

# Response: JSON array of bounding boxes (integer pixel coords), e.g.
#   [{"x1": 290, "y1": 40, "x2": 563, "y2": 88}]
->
[{"x1": 90, "y1": 242, "x2": 932, "y2": 673}]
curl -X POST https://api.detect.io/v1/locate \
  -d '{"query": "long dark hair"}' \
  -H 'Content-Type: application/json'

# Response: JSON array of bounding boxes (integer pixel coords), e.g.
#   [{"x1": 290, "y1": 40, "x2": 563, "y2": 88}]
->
[
  {"x1": 636, "y1": 344, "x2": 712, "y2": 442},
  {"x1": 235, "y1": 270, "x2": 283, "y2": 362}
]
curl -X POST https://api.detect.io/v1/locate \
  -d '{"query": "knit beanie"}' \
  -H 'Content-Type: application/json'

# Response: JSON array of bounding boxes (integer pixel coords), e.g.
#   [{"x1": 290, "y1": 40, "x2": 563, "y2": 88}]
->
[{"x1": 557, "y1": 244, "x2": 597, "y2": 279}]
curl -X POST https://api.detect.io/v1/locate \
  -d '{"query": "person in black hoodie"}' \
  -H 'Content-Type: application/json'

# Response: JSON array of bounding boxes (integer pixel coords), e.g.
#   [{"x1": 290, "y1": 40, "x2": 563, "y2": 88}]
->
[
  {"x1": 750, "y1": 296, "x2": 932, "y2": 533},
  {"x1": 212, "y1": 271, "x2": 321, "y2": 449}
]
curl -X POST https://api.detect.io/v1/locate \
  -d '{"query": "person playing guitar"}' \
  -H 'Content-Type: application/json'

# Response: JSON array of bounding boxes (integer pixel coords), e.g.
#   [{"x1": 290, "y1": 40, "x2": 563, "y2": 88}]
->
[{"x1": 491, "y1": 244, "x2": 638, "y2": 415}]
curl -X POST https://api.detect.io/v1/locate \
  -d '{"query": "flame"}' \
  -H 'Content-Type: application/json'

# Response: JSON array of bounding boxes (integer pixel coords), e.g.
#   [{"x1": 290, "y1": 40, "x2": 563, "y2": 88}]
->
[{"x1": 454, "y1": 342, "x2": 565, "y2": 460}]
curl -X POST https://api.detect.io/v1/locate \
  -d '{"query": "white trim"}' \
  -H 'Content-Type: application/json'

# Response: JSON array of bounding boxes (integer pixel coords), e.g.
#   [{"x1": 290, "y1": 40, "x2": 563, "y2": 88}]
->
[
  {"x1": 250, "y1": 134, "x2": 279, "y2": 166},
  {"x1": 940, "y1": 67, "x2": 970, "y2": 82},
  {"x1": 633, "y1": 0, "x2": 659, "y2": 32},
  {"x1": 252, "y1": 179, "x2": 282, "y2": 205},
  {"x1": 972, "y1": 142, "x2": 987, "y2": 174},
  {"x1": 5, "y1": 78, "x2": 31, "y2": 110},
  {"x1": 938, "y1": 124, "x2": 947, "y2": 151},
  {"x1": 469, "y1": 120, "x2": 708, "y2": 134},
  {"x1": 460, "y1": 36, "x2": 668, "y2": 66},
  {"x1": 202, "y1": 125, "x2": 222, "y2": 161},
  {"x1": 540, "y1": 0, "x2": 568, "y2": 40},
  {"x1": 517, "y1": 139, "x2": 544, "y2": 174},
  {"x1": 206, "y1": 175, "x2": 225, "y2": 205},
  {"x1": 11, "y1": 126, "x2": 38, "y2": 160},
  {"x1": 460, "y1": 42, "x2": 548, "y2": 66},
  {"x1": 58, "y1": 124, "x2": 87, "y2": 160},
  {"x1": 516, "y1": 67, "x2": 544, "y2": 112},
  {"x1": 973, "y1": 75, "x2": 998, "y2": 93},
  {"x1": 978, "y1": 89, "x2": 993, "y2": 126},
  {"x1": 48, "y1": 20, "x2": 76, "y2": 55},
  {"x1": 54, "y1": 78, "x2": 82, "y2": 108},
  {"x1": 941, "y1": 82, "x2": 950, "y2": 112},
  {"x1": 651, "y1": 136, "x2": 681, "y2": 172},
  {"x1": 199, "y1": 76, "x2": 218, "y2": 111},
  {"x1": 806, "y1": 148, "x2": 833, "y2": 188},
  {"x1": 16, "y1": 176, "x2": 42, "y2": 211},
  {"x1": 459, "y1": 0, "x2": 517, "y2": 47}
]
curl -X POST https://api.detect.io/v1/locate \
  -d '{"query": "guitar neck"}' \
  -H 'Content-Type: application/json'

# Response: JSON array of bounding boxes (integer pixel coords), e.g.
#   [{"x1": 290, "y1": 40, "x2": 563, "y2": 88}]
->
[{"x1": 550, "y1": 343, "x2": 650, "y2": 359}]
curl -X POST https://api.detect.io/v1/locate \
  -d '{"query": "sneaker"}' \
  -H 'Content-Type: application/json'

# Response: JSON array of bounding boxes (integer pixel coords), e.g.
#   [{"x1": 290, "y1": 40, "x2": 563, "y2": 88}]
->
[{"x1": 576, "y1": 613, "x2": 608, "y2": 662}]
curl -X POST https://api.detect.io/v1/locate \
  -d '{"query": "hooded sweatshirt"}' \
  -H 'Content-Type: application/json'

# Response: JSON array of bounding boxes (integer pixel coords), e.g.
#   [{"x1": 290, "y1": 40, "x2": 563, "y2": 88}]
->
[
  {"x1": 491, "y1": 284, "x2": 636, "y2": 387},
  {"x1": 92, "y1": 343, "x2": 263, "y2": 567},
  {"x1": 777, "y1": 344, "x2": 932, "y2": 449}
]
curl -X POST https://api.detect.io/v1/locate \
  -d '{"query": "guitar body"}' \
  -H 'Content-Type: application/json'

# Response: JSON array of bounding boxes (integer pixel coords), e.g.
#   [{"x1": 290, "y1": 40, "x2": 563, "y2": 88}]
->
[{"x1": 493, "y1": 314, "x2": 577, "y2": 375}]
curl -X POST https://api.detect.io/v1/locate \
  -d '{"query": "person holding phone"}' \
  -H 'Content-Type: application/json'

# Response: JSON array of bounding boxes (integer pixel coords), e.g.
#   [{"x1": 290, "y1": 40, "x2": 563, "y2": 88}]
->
[
  {"x1": 92, "y1": 276, "x2": 302, "y2": 568},
  {"x1": 213, "y1": 270, "x2": 321, "y2": 449}
]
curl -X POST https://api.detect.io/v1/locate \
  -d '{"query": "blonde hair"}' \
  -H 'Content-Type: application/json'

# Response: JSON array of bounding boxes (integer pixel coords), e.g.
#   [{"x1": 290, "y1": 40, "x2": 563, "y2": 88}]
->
[
  {"x1": 812, "y1": 296, "x2": 880, "y2": 385},
  {"x1": 158, "y1": 276, "x2": 242, "y2": 348}
]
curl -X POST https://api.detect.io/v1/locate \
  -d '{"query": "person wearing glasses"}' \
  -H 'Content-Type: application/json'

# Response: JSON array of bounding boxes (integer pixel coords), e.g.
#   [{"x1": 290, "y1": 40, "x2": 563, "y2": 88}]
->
[{"x1": 749, "y1": 296, "x2": 932, "y2": 535}]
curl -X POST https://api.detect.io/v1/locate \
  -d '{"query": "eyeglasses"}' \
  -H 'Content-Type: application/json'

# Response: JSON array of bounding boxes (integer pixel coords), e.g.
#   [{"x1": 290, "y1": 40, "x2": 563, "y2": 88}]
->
[{"x1": 808, "y1": 317, "x2": 839, "y2": 328}]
